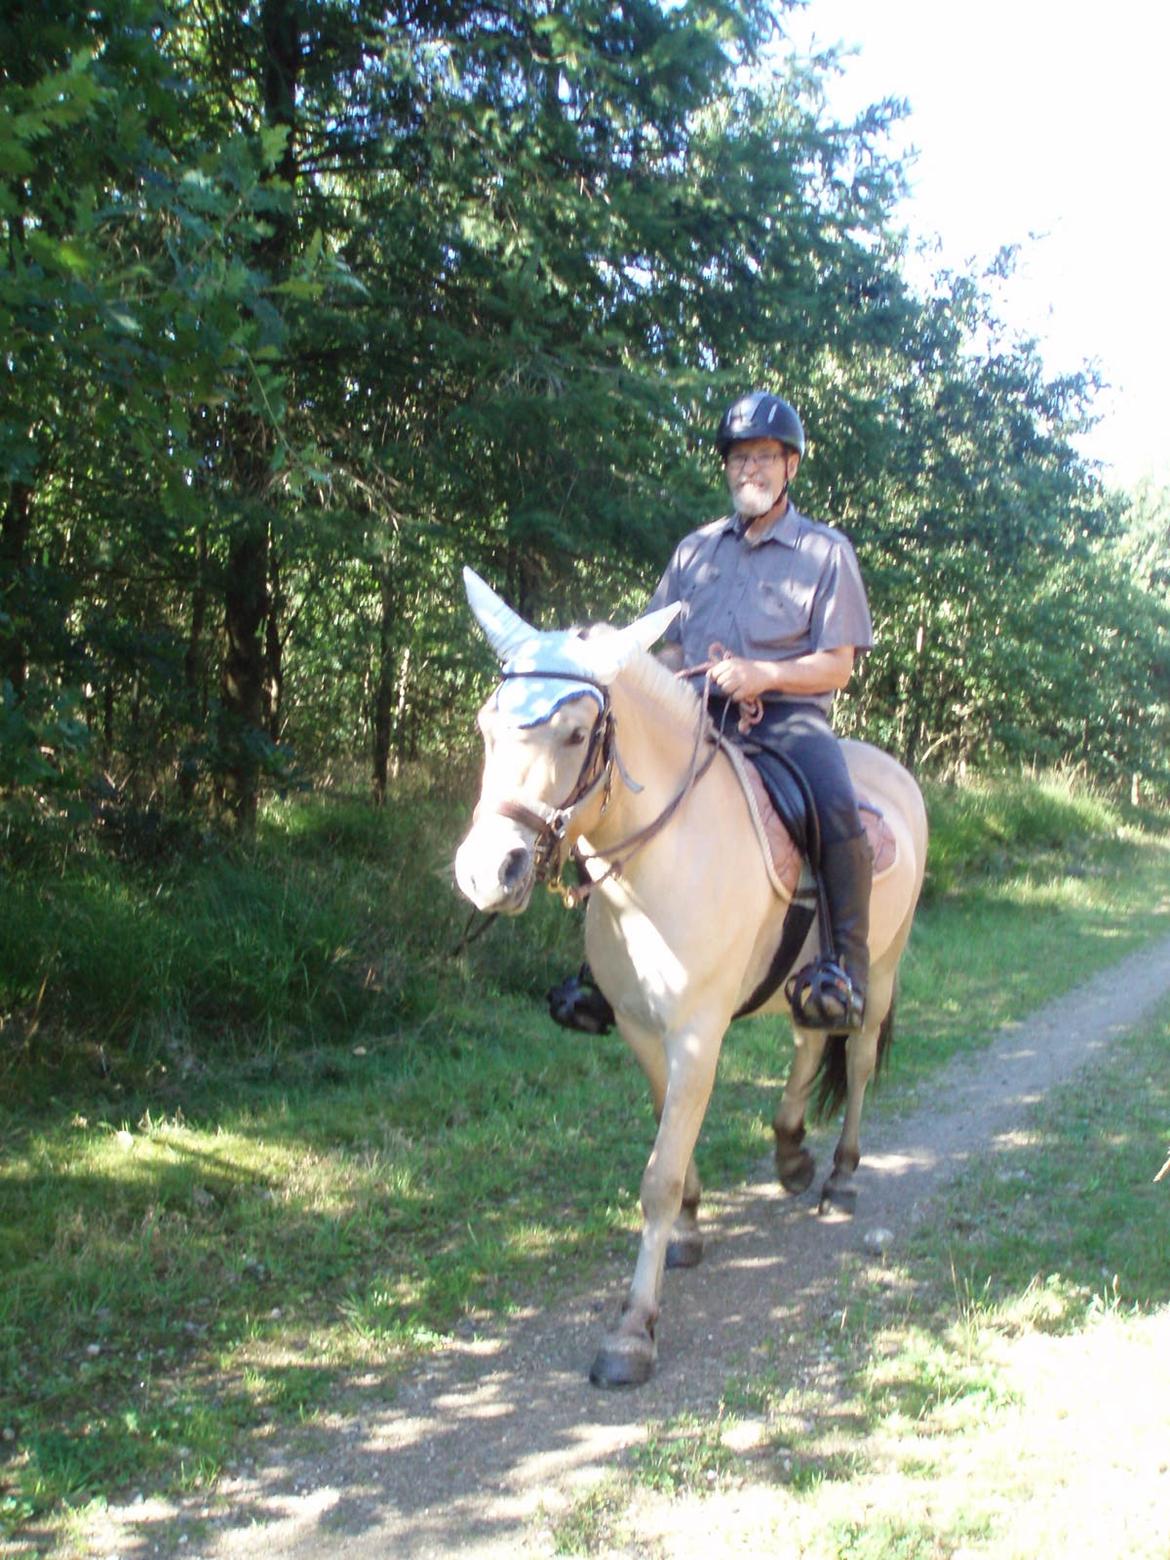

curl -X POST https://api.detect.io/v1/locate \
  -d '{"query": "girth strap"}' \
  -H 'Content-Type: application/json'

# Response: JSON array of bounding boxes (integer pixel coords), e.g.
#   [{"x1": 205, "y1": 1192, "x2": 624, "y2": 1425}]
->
[{"x1": 731, "y1": 898, "x2": 817, "y2": 1021}]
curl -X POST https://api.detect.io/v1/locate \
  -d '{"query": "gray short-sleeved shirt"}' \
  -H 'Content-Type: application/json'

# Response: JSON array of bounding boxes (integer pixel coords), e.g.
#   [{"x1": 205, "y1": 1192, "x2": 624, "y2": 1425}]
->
[{"x1": 646, "y1": 504, "x2": 873, "y2": 714}]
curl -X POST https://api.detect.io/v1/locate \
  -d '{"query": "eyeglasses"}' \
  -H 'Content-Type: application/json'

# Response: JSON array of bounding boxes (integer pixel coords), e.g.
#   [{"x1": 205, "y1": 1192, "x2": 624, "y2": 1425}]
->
[{"x1": 726, "y1": 449, "x2": 785, "y2": 473}]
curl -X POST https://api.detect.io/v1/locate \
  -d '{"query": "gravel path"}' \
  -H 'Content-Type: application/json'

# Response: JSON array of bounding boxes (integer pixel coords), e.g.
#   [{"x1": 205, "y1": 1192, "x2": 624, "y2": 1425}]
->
[{"x1": 88, "y1": 933, "x2": 1170, "y2": 1559}]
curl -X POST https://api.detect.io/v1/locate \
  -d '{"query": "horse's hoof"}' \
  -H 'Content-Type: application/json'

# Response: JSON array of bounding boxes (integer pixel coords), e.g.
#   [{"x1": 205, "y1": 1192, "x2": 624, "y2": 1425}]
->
[
  {"x1": 776, "y1": 1147, "x2": 816, "y2": 1195},
  {"x1": 589, "y1": 1332, "x2": 656, "y2": 1389},
  {"x1": 817, "y1": 1179, "x2": 857, "y2": 1218},
  {"x1": 665, "y1": 1233, "x2": 704, "y2": 1269}
]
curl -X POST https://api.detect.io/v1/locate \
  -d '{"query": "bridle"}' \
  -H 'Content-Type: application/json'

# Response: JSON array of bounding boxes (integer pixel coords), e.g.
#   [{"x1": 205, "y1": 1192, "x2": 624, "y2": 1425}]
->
[
  {"x1": 477, "y1": 667, "x2": 721, "y2": 909},
  {"x1": 481, "y1": 672, "x2": 618, "y2": 898}
]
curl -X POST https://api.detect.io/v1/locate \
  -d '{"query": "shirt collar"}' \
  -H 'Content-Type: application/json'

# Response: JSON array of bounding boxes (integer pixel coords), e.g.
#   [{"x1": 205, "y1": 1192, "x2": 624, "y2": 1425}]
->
[{"x1": 721, "y1": 502, "x2": 804, "y2": 548}]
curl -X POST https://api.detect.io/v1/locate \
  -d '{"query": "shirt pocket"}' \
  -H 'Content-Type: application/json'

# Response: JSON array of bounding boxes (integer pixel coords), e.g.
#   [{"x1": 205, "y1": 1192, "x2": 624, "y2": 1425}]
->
[
  {"x1": 746, "y1": 578, "x2": 810, "y2": 652},
  {"x1": 683, "y1": 560, "x2": 721, "y2": 598},
  {"x1": 680, "y1": 562, "x2": 720, "y2": 626}
]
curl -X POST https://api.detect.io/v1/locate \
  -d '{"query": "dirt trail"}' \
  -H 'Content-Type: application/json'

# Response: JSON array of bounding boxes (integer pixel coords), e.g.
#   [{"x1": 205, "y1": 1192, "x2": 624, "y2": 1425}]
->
[{"x1": 89, "y1": 934, "x2": 1170, "y2": 1559}]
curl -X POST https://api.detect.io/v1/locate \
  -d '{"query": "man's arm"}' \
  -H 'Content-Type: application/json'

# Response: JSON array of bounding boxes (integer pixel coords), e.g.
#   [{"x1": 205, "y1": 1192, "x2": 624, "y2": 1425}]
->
[{"x1": 709, "y1": 645, "x2": 855, "y2": 703}]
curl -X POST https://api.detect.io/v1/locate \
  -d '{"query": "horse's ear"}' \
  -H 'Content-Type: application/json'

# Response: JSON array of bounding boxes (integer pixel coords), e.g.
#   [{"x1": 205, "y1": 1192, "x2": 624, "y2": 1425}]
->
[
  {"x1": 463, "y1": 567, "x2": 537, "y2": 663},
  {"x1": 590, "y1": 602, "x2": 682, "y2": 683},
  {"x1": 627, "y1": 602, "x2": 682, "y2": 655}
]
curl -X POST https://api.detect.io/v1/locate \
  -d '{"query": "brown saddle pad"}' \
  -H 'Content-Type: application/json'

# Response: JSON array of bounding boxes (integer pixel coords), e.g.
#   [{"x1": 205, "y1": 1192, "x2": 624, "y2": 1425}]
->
[{"x1": 740, "y1": 759, "x2": 897, "y2": 899}]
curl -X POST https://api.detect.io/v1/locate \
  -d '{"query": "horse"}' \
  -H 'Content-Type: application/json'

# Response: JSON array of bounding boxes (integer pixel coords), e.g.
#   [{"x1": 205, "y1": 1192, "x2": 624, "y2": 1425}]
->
[{"x1": 454, "y1": 568, "x2": 928, "y2": 1388}]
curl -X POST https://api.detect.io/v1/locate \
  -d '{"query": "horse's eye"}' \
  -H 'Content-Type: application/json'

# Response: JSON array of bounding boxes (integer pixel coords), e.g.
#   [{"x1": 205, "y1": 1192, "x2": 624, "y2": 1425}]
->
[{"x1": 566, "y1": 729, "x2": 588, "y2": 747}]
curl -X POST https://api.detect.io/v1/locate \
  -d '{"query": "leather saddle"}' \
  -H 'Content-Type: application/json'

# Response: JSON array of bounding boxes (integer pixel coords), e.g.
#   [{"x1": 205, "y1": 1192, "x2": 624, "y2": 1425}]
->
[
  {"x1": 546, "y1": 741, "x2": 897, "y2": 1034},
  {"x1": 723, "y1": 742, "x2": 896, "y2": 901}
]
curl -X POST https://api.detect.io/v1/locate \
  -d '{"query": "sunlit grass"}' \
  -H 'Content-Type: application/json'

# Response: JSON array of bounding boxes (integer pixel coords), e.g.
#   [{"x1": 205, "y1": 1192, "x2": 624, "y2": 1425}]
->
[
  {"x1": 550, "y1": 1008, "x2": 1170, "y2": 1559},
  {"x1": 799, "y1": 1009, "x2": 1170, "y2": 1556},
  {"x1": 3, "y1": 770, "x2": 1170, "y2": 1542}
]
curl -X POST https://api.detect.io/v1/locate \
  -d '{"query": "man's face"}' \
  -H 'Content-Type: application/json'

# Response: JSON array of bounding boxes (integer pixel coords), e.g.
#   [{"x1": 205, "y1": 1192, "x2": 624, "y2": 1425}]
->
[{"x1": 724, "y1": 438, "x2": 798, "y2": 519}]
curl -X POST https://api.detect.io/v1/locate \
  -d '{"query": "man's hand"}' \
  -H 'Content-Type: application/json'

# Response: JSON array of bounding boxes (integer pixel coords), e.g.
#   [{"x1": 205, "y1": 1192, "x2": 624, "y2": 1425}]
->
[
  {"x1": 710, "y1": 644, "x2": 856, "y2": 702},
  {"x1": 709, "y1": 655, "x2": 776, "y2": 703}
]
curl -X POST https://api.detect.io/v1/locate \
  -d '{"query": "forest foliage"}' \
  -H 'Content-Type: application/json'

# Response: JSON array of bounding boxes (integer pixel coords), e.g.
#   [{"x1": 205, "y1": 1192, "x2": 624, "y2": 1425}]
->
[{"x1": 3, "y1": 0, "x2": 1170, "y2": 830}]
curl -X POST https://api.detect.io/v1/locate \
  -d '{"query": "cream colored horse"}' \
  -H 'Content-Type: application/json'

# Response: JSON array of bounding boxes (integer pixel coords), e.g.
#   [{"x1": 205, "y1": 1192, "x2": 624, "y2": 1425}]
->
[{"x1": 455, "y1": 570, "x2": 928, "y2": 1388}]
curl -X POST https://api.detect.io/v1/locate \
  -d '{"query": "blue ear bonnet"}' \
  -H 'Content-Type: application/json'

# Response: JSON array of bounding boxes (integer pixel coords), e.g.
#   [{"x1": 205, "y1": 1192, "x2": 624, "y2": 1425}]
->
[{"x1": 491, "y1": 631, "x2": 607, "y2": 728}]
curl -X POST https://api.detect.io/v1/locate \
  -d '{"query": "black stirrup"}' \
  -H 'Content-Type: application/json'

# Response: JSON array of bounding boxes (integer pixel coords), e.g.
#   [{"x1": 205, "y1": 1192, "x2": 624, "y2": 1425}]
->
[
  {"x1": 784, "y1": 957, "x2": 865, "y2": 1032},
  {"x1": 547, "y1": 964, "x2": 615, "y2": 1034}
]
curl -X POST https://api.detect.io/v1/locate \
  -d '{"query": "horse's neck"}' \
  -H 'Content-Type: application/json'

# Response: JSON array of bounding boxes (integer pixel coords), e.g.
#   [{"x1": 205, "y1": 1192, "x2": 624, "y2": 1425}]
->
[{"x1": 585, "y1": 663, "x2": 704, "y2": 849}]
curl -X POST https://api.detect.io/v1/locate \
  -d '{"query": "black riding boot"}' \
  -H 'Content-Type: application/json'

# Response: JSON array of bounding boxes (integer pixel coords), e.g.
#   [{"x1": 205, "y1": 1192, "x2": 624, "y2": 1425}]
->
[
  {"x1": 824, "y1": 832, "x2": 872, "y2": 1011},
  {"x1": 786, "y1": 833, "x2": 872, "y2": 1031}
]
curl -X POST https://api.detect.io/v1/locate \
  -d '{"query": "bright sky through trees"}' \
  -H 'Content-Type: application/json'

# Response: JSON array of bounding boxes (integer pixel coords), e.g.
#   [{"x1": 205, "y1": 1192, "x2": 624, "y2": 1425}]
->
[{"x1": 786, "y1": 0, "x2": 1168, "y2": 488}]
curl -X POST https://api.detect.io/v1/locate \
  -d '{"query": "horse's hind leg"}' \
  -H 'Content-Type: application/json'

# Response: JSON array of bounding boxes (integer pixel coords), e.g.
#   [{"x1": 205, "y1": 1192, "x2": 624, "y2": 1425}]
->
[
  {"x1": 773, "y1": 1028, "x2": 830, "y2": 1194},
  {"x1": 815, "y1": 1032, "x2": 873, "y2": 1216},
  {"x1": 818, "y1": 969, "x2": 895, "y2": 1216}
]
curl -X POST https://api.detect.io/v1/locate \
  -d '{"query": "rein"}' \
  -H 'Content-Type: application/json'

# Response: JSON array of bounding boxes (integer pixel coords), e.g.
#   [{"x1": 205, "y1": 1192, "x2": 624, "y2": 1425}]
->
[
  {"x1": 565, "y1": 679, "x2": 722, "y2": 907},
  {"x1": 563, "y1": 647, "x2": 761, "y2": 902},
  {"x1": 679, "y1": 643, "x2": 764, "y2": 734}
]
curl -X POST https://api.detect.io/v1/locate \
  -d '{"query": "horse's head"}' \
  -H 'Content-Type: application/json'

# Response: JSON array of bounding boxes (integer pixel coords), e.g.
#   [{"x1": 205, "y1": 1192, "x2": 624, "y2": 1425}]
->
[{"x1": 454, "y1": 569, "x2": 678, "y2": 914}]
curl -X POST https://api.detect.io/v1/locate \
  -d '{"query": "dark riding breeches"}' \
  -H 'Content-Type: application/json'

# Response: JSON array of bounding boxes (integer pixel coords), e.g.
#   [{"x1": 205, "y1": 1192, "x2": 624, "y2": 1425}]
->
[{"x1": 717, "y1": 698, "x2": 865, "y2": 854}]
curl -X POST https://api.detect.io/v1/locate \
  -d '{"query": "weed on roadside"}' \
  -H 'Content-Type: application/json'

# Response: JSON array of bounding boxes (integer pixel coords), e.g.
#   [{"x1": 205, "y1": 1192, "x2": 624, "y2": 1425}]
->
[
  {"x1": 628, "y1": 1411, "x2": 740, "y2": 1495},
  {"x1": 547, "y1": 1478, "x2": 631, "y2": 1556},
  {"x1": 827, "y1": 1512, "x2": 994, "y2": 1559}
]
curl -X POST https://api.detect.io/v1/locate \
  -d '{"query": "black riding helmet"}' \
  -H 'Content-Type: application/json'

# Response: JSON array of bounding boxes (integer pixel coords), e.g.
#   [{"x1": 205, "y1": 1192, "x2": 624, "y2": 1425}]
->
[{"x1": 716, "y1": 391, "x2": 806, "y2": 459}]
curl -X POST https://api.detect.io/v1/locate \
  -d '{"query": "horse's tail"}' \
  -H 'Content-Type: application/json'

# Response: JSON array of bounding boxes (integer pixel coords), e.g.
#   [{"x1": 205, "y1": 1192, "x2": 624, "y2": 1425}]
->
[{"x1": 810, "y1": 985, "x2": 896, "y2": 1122}]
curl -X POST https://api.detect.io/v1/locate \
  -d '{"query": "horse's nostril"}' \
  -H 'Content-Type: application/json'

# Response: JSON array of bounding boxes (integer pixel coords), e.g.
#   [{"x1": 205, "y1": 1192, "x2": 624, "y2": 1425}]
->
[{"x1": 500, "y1": 846, "x2": 530, "y2": 890}]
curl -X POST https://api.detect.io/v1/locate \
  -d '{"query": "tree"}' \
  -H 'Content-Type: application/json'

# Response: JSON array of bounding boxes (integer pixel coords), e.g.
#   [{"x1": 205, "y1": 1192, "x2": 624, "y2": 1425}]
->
[{"x1": 4, "y1": 0, "x2": 1166, "y2": 825}]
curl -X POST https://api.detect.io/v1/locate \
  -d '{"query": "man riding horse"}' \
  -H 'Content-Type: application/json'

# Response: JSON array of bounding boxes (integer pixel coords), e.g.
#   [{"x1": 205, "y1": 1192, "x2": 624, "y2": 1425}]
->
[
  {"x1": 557, "y1": 390, "x2": 874, "y2": 1033},
  {"x1": 456, "y1": 423, "x2": 927, "y2": 1382}
]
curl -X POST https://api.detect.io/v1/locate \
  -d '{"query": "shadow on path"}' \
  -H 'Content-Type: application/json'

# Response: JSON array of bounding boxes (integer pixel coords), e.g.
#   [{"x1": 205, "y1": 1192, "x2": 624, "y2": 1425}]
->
[{"x1": 88, "y1": 934, "x2": 1170, "y2": 1559}]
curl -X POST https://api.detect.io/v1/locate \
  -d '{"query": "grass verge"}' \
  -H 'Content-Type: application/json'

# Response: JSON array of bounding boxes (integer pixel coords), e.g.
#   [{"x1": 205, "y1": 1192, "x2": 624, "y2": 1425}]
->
[
  {"x1": 550, "y1": 1007, "x2": 1170, "y2": 1558},
  {"x1": 2, "y1": 768, "x2": 1169, "y2": 1547}
]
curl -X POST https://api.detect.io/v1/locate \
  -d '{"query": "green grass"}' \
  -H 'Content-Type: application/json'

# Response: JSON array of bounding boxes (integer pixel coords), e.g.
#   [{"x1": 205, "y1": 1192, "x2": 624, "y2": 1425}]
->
[
  {"x1": 909, "y1": 1012, "x2": 1170, "y2": 1313},
  {"x1": 1, "y1": 784, "x2": 591, "y2": 1086},
  {"x1": 627, "y1": 1412, "x2": 739, "y2": 1494},
  {"x1": 548, "y1": 1478, "x2": 630, "y2": 1556},
  {"x1": 2, "y1": 766, "x2": 1170, "y2": 1544},
  {"x1": 919, "y1": 768, "x2": 1128, "y2": 898},
  {"x1": 552, "y1": 1007, "x2": 1170, "y2": 1557},
  {"x1": 883, "y1": 772, "x2": 1170, "y2": 1095},
  {"x1": 812, "y1": 1008, "x2": 1170, "y2": 1553}
]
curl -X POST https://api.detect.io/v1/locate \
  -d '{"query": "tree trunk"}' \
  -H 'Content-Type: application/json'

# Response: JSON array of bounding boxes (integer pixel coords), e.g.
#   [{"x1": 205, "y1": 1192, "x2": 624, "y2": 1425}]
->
[
  {"x1": 102, "y1": 681, "x2": 115, "y2": 765},
  {"x1": 372, "y1": 565, "x2": 395, "y2": 806},
  {"x1": 1, "y1": 480, "x2": 32, "y2": 696},
  {"x1": 265, "y1": 543, "x2": 285, "y2": 743},
  {"x1": 217, "y1": 0, "x2": 299, "y2": 828},
  {"x1": 398, "y1": 654, "x2": 419, "y2": 763},
  {"x1": 220, "y1": 513, "x2": 270, "y2": 829},
  {"x1": 180, "y1": 531, "x2": 208, "y2": 804}
]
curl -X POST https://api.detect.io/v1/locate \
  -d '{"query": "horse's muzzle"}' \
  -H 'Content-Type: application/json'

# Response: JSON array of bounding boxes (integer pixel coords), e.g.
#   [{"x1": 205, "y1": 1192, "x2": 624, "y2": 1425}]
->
[{"x1": 454, "y1": 824, "x2": 536, "y2": 914}]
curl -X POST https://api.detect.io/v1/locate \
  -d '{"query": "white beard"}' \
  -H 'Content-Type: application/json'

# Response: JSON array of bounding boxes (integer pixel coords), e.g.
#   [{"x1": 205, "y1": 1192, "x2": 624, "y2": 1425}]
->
[{"x1": 731, "y1": 475, "x2": 779, "y2": 520}]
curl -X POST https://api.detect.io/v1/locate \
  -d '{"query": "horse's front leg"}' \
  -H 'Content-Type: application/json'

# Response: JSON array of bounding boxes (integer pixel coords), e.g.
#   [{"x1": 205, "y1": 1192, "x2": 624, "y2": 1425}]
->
[
  {"x1": 614, "y1": 1013, "x2": 705, "y2": 1269},
  {"x1": 590, "y1": 1017, "x2": 721, "y2": 1389}
]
